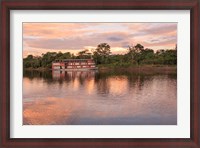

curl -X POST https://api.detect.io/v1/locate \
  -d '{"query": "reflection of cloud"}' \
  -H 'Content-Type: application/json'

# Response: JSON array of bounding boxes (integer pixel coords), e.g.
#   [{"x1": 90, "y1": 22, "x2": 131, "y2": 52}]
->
[
  {"x1": 23, "y1": 73, "x2": 177, "y2": 125},
  {"x1": 23, "y1": 97, "x2": 84, "y2": 125},
  {"x1": 85, "y1": 79, "x2": 95, "y2": 94},
  {"x1": 72, "y1": 78, "x2": 80, "y2": 91},
  {"x1": 109, "y1": 77, "x2": 128, "y2": 96}
]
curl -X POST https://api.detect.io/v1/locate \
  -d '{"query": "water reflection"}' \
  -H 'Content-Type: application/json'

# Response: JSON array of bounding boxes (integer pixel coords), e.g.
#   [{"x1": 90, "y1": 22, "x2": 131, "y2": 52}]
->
[{"x1": 23, "y1": 70, "x2": 177, "y2": 125}]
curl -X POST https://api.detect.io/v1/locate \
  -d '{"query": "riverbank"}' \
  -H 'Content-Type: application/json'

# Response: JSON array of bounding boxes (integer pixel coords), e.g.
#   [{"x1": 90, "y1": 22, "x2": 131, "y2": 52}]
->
[
  {"x1": 98, "y1": 65, "x2": 177, "y2": 74},
  {"x1": 24, "y1": 67, "x2": 51, "y2": 71},
  {"x1": 24, "y1": 65, "x2": 177, "y2": 74}
]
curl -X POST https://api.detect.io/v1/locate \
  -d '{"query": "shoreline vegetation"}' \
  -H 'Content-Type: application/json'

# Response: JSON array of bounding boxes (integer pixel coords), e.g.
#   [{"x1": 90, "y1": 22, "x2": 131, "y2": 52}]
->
[
  {"x1": 24, "y1": 65, "x2": 176, "y2": 74},
  {"x1": 98, "y1": 64, "x2": 176, "y2": 73},
  {"x1": 23, "y1": 43, "x2": 177, "y2": 74}
]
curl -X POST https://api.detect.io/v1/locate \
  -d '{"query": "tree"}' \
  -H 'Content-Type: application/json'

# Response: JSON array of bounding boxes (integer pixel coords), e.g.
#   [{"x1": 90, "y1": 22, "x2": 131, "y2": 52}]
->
[
  {"x1": 163, "y1": 50, "x2": 177, "y2": 65},
  {"x1": 23, "y1": 43, "x2": 177, "y2": 69},
  {"x1": 41, "y1": 52, "x2": 57, "y2": 68},
  {"x1": 155, "y1": 49, "x2": 177, "y2": 65},
  {"x1": 57, "y1": 52, "x2": 72, "y2": 59},
  {"x1": 175, "y1": 44, "x2": 177, "y2": 50},
  {"x1": 23, "y1": 55, "x2": 41, "y2": 68},
  {"x1": 135, "y1": 44, "x2": 144, "y2": 53},
  {"x1": 92, "y1": 43, "x2": 111, "y2": 64},
  {"x1": 140, "y1": 48, "x2": 154, "y2": 64},
  {"x1": 27, "y1": 55, "x2": 34, "y2": 60},
  {"x1": 127, "y1": 44, "x2": 145, "y2": 65},
  {"x1": 127, "y1": 45, "x2": 135, "y2": 62},
  {"x1": 77, "y1": 49, "x2": 91, "y2": 59},
  {"x1": 63, "y1": 52, "x2": 72, "y2": 59}
]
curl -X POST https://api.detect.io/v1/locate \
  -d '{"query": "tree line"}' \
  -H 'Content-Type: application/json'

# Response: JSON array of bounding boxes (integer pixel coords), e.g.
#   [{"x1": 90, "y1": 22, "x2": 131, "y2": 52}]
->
[{"x1": 23, "y1": 43, "x2": 177, "y2": 69}]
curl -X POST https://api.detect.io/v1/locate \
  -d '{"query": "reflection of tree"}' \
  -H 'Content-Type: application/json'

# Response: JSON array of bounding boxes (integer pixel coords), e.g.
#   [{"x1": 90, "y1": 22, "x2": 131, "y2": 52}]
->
[
  {"x1": 23, "y1": 70, "x2": 53, "y2": 82},
  {"x1": 167, "y1": 73, "x2": 177, "y2": 79},
  {"x1": 24, "y1": 70, "x2": 176, "y2": 98},
  {"x1": 24, "y1": 70, "x2": 97, "y2": 86},
  {"x1": 52, "y1": 71, "x2": 96, "y2": 86},
  {"x1": 24, "y1": 70, "x2": 50, "y2": 79},
  {"x1": 94, "y1": 71, "x2": 154, "y2": 96},
  {"x1": 95, "y1": 73, "x2": 110, "y2": 96},
  {"x1": 137, "y1": 76, "x2": 145, "y2": 90},
  {"x1": 127, "y1": 74, "x2": 153, "y2": 91},
  {"x1": 94, "y1": 71, "x2": 156, "y2": 94}
]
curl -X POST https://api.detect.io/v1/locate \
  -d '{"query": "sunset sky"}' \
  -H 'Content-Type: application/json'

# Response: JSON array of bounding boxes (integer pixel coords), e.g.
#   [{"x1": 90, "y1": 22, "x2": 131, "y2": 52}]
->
[{"x1": 23, "y1": 23, "x2": 177, "y2": 57}]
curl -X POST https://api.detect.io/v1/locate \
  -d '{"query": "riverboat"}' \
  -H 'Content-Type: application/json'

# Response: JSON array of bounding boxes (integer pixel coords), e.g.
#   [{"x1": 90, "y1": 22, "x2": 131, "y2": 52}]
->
[{"x1": 52, "y1": 59, "x2": 98, "y2": 71}]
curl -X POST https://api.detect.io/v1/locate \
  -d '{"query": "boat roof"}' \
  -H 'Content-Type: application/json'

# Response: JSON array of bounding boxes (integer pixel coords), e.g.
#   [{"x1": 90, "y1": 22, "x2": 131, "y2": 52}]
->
[{"x1": 53, "y1": 59, "x2": 94, "y2": 62}]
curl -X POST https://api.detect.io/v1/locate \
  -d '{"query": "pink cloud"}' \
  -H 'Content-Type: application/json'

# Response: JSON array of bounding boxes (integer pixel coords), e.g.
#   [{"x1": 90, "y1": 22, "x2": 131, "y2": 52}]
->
[
  {"x1": 23, "y1": 23, "x2": 94, "y2": 39},
  {"x1": 23, "y1": 23, "x2": 177, "y2": 57}
]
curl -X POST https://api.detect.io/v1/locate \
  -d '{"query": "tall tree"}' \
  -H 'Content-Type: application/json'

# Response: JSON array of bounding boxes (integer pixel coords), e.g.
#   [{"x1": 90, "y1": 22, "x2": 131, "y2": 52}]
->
[
  {"x1": 135, "y1": 44, "x2": 144, "y2": 53},
  {"x1": 77, "y1": 49, "x2": 91, "y2": 59},
  {"x1": 93, "y1": 43, "x2": 111, "y2": 64},
  {"x1": 127, "y1": 44, "x2": 145, "y2": 65}
]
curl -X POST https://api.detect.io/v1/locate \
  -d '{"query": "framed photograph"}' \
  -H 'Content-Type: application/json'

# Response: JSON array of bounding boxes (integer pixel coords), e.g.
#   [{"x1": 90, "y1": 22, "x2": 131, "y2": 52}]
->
[{"x1": 1, "y1": 0, "x2": 199, "y2": 147}]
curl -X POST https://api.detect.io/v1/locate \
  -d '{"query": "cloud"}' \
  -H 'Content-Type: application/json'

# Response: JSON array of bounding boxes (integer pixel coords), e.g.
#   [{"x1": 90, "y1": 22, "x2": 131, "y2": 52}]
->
[
  {"x1": 127, "y1": 23, "x2": 177, "y2": 36},
  {"x1": 23, "y1": 23, "x2": 93, "y2": 39},
  {"x1": 24, "y1": 31, "x2": 131, "y2": 50},
  {"x1": 23, "y1": 23, "x2": 177, "y2": 57},
  {"x1": 121, "y1": 41, "x2": 130, "y2": 48},
  {"x1": 142, "y1": 24, "x2": 177, "y2": 35},
  {"x1": 145, "y1": 36, "x2": 176, "y2": 44},
  {"x1": 107, "y1": 36, "x2": 124, "y2": 42}
]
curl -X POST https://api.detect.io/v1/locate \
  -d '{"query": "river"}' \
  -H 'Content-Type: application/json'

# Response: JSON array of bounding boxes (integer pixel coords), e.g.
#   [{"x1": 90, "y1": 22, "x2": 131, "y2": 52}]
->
[{"x1": 23, "y1": 69, "x2": 177, "y2": 125}]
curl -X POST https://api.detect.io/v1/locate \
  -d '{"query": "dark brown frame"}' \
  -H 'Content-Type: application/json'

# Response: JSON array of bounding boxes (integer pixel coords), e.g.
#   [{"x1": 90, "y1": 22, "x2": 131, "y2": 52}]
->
[{"x1": 0, "y1": 0, "x2": 199, "y2": 147}]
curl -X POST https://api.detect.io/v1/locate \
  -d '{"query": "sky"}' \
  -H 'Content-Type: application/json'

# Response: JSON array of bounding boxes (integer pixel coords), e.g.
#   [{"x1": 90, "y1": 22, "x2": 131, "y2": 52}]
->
[{"x1": 23, "y1": 23, "x2": 177, "y2": 57}]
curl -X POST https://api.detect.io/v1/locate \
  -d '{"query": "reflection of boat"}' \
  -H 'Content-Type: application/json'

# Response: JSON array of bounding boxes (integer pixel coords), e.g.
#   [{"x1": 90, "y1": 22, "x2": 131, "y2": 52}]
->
[
  {"x1": 52, "y1": 59, "x2": 98, "y2": 71},
  {"x1": 52, "y1": 70, "x2": 96, "y2": 80}
]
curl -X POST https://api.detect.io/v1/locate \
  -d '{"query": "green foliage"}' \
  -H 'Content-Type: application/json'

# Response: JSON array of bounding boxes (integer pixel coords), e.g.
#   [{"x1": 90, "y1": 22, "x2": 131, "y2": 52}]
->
[
  {"x1": 23, "y1": 52, "x2": 73, "y2": 69},
  {"x1": 23, "y1": 43, "x2": 177, "y2": 69},
  {"x1": 77, "y1": 49, "x2": 91, "y2": 59},
  {"x1": 126, "y1": 44, "x2": 176, "y2": 65},
  {"x1": 92, "y1": 43, "x2": 111, "y2": 64},
  {"x1": 154, "y1": 49, "x2": 177, "y2": 65}
]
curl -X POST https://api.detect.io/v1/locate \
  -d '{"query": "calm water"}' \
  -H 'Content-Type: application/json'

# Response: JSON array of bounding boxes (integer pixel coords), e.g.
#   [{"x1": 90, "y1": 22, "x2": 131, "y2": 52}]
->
[{"x1": 23, "y1": 69, "x2": 177, "y2": 125}]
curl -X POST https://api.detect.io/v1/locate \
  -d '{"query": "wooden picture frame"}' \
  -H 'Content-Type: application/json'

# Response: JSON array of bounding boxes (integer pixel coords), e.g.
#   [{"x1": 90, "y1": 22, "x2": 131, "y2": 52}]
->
[{"x1": 0, "y1": 0, "x2": 199, "y2": 147}]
